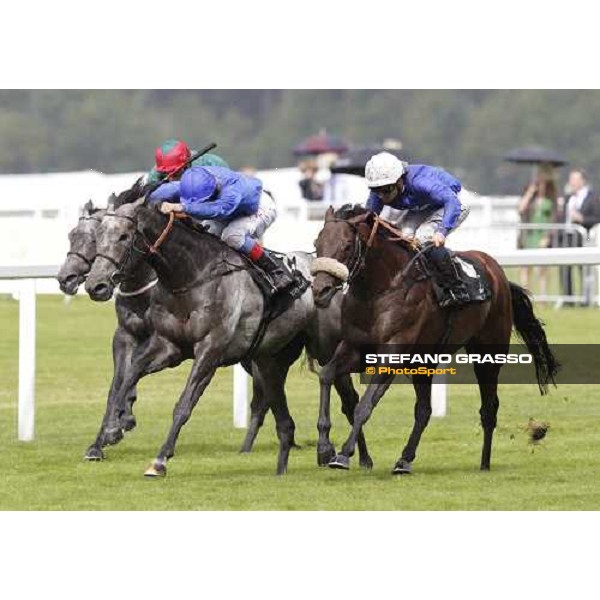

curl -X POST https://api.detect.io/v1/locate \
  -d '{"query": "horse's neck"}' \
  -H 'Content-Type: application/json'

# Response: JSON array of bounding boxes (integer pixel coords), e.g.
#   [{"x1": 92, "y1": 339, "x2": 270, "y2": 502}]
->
[
  {"x1": 139, "y1": 209, "x2": 219, "y2": 291},
  {"x1": 120, "y1": 259, "x2": 156, "y2": 292},
  {"x1": 357, "y1": 241, "x2": 413, "y2": 293}
]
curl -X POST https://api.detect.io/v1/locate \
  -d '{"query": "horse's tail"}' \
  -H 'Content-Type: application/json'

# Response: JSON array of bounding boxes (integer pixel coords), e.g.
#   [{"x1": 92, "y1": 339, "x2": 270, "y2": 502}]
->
[{"x1": 510, "y1": 282, "x2": 560, "y2": 394}]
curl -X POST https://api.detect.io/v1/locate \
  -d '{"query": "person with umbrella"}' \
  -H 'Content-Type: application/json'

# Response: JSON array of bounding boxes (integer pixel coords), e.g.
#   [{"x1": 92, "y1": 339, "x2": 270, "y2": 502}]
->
[
  {"x1": 364, "y1": 152, "x2": 471, "y2": 308},
  {"x1": 516, "y1": 163, "x2": 558, "y2": 294},
  {"x1": 504, "y1": 147, "x2": 566, "y2": 295}
]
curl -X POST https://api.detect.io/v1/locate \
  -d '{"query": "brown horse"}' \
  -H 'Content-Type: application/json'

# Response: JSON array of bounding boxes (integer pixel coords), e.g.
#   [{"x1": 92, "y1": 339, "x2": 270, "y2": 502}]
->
[{"x1": 311, "y1": 205, "x2": 559, "y2": 474}]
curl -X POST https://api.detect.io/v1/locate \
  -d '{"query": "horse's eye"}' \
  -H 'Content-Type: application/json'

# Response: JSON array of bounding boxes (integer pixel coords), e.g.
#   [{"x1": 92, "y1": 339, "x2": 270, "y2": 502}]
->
[{"x1": 118, "y1": 234, "x2": 128, "y2": 242}]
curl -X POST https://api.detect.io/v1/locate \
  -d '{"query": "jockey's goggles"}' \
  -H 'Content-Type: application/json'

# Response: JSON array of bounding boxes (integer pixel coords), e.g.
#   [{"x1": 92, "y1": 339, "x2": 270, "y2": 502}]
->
[{"x1": 371, "y1": 183, "x2": 396, "y2": 197}]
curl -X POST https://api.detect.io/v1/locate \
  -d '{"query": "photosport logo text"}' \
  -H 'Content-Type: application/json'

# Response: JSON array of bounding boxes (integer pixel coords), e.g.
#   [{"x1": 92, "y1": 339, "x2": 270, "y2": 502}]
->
[
  {"x1": 359, "y1": 344, "x2": 600, "y2": 385},
  {"x1": 363, "y1": 351, "x2": 532, "y2": 380}
]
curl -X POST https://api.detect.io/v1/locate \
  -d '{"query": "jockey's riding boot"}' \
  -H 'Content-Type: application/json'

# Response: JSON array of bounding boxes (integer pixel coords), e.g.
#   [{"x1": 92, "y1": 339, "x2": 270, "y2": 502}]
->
[
  {"x1": 428, "y1": 246, "x2": 471, "y2": 308},
  {"x1": 255, "y1": 250, "x2": 295, "y2": 294}
]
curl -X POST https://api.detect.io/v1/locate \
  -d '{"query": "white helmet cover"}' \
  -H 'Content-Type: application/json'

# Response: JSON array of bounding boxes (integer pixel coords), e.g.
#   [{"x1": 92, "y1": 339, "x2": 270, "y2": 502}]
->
[{"x1": 365, "y1": 152, "x2": 406, "y2": 188}]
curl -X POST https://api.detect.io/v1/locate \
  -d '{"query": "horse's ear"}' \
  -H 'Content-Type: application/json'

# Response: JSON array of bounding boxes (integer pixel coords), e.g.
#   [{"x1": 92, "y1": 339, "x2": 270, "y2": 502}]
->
[
  {"x1": 81, "y1": 200, "x2": 93, "y2": 216},
  {"x1": 325, "y1": 206, "x2": 335, "y2": 221}
]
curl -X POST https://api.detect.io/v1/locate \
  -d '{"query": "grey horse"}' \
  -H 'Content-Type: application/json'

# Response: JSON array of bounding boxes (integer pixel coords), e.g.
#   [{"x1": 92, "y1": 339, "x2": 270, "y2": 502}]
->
[
  {"x1": 57, "y1": 202, "x2": 160, "y2": 458},
  {"x1": 58, "y1": 200, "x2": 371, "y2": 471},
  {"x1": 83, "y1": 200, "x2": 371, "y2": 475}
]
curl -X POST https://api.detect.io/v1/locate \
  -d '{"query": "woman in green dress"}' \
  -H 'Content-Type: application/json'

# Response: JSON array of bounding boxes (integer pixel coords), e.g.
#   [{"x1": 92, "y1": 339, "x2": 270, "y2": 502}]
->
[{"x1": 517, "y1": 174, "x2": 558, "y2": 294}]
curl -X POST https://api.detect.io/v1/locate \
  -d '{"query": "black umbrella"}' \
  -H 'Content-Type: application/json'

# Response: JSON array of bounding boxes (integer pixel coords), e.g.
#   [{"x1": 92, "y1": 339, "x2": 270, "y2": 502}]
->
[
  {"x1": 293, "y1": 132, "x2": 349, "y2": 156},
  {"x1": 504, "y1": 146, "x2": 568, "y2": 167},
  {"x1": 330, "y1": 146, "x2": 409, "y2": 176}
]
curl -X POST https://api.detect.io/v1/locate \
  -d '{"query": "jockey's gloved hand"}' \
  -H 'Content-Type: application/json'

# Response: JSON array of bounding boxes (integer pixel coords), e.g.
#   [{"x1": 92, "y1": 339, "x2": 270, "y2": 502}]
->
[
  {"x1": 433, "y1": 231, "x2": 446, "y2": 247},
  {"x1": 160, "y1": 202, "x2": 184, "y2": 215}
]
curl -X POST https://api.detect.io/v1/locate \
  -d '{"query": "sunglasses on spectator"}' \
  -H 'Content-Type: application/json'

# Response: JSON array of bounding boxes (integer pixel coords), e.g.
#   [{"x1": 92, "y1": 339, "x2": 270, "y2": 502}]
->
[{"x1": 372, "y1": 184, "x2": 396, "y2": 196}]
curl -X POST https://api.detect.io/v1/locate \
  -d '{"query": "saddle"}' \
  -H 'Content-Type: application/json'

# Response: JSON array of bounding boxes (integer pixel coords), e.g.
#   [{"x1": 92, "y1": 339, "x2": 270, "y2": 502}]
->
[
  {"x1": 425, "y1": 252, "x2": 492, "y2": 308},
  {"x1": 372, "y1": 218, "x2": 491, "y2": 309},
  {"x1": 223, "y1": 250, "x2": 310, "y2": 360}
]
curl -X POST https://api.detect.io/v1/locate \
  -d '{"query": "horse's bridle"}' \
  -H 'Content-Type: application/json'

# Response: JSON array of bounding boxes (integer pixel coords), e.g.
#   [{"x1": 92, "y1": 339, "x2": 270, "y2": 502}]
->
[
  {"x1": 314, "y1": 215, "x2": 425, "y2": 293},
  {"x1": 97, "y1": 211, "x2": 187, "y2": 285},
  {"x1": 96, "y1": 212, "x2": 152, "y2": 285},
  {"x1": 315, "y1": 218, "x2": 368, "y2": 294},
  {"x1": 66, "y1": 215, "x2": 104, "y2": 270}
]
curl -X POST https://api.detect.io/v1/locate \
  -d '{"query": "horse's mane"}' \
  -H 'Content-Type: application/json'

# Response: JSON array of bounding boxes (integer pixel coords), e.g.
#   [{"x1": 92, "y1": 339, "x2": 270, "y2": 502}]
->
[
  {"x1": 334, "y1": 203, "x2": 368, "y2": 220},
  {"x1": 333, "y1": 203, "x2": 417, "y2": 254},
  {"x1": 114, "y1": 177, "x2": 148, "y2": 209}
]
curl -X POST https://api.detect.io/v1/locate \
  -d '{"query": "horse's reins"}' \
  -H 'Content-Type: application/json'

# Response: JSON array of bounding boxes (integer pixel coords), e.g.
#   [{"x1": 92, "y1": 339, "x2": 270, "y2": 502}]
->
[{"x1": 149, "y1": 211, "x2": 188, "y2": 254}]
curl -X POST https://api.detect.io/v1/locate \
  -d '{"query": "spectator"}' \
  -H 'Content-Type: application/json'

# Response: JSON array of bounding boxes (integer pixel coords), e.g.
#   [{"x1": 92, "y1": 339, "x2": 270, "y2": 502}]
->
[
  {"x1": 517, "y1": 168, "x2": 558, "y2": 295},
  {"x1": 298, "y1": 161, "x2": 324, "y2": 201},
  {"x1": 559, "y1": 169, "x2": 600, "y2": 303}
]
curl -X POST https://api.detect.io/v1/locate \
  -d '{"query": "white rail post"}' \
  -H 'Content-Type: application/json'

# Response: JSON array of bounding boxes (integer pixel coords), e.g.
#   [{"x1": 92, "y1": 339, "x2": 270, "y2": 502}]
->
[
  {"x1": 233, "y1": 364, "x2": 248, "y2": 428},
  {"x1": 431, "y1": 373, "x2": 447, "y2": 417},
  {"x1": 18, "y1": 278, "x2": 36, "y2": 441}
]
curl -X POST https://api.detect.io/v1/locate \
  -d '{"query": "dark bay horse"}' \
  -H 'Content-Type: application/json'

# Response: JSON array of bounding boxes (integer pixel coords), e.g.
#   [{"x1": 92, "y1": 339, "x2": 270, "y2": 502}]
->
[
  {"x1": 311, "y1": 205, "x2": 559, "y2": 474},
  {"x1": 57, "y1": 201, "x2": 371, "y2": 468},
  {"x1": 83, "y1": 200, "x2": 371, "y2": 475}
]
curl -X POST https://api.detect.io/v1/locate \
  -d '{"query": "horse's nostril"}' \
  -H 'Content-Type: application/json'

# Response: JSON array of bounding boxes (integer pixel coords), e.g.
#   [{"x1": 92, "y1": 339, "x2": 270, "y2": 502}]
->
[{"x1": 91, "y1": 283, "x2": 111, "y2": 300}]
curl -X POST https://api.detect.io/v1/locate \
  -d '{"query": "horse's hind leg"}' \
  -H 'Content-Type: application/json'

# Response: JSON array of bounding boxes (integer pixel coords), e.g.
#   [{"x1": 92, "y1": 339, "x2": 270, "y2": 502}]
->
[
  {"x1": 240, "y1": 337, "x2": 303, "y2": 454},
  {"x1": 392, "y1": 374, "x2": 433, "y2": 475},
  {"x1": 334, "y1": 374, "x2": 373, "y2": 470},
  {"x1": 239, "y1": 373, "x2": 269, "y2": 453},
  {"x1": 467, "y1": 343, "x2": 501, "y2": 470},
  {"x1": 251, "y1": 357, "x2": 296, "y2": 475},
  {"x1": 476, "y1": 369, "x2": 500, "y2": 471}
]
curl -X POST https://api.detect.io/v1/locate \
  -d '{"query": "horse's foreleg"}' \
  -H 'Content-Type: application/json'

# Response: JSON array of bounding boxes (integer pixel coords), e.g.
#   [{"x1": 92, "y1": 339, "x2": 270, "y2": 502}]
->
[
  {"x1": 144, "y1": 337, "x2": 225, "y2": 477},
  {"x1": 84, "y1": 328, "x2": 135, "y2": 461},
  {"x1": 335, "y1": 374, "x2": 373, "y2": 470},
  {"x1": 101, "y1": 334, "x2": 183, "y2": 449},
  {"x1": 316, "y1": 341, "x2": 357, "y2": 467},
  {"x1": 330, "y1": 373, "x2": 394, "y2": 470},
  {"x1": 393, "y1": 374, "x2": 433, "y2": 474}
]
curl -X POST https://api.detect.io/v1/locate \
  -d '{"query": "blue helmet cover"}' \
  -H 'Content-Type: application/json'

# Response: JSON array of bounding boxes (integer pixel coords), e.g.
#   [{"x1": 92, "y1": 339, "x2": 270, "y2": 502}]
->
[{"x1": 180, "y1": 166, "x2": 218, "y2": 203}]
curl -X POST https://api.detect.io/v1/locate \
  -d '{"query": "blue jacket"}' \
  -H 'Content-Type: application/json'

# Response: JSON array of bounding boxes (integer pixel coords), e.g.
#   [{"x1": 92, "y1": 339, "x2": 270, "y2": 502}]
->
[
  {"x1": 149, "y1": 166, "x2": 262, "y2": 221},
  {"x1": 365, "y1": 165, "x2": 463, "y2": 235}
]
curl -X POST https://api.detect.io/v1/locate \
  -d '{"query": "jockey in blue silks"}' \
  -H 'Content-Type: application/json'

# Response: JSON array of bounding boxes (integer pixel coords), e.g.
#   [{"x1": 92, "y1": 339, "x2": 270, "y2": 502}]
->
[
  {"x1": 365, "y1": 152, "x2": 471, "y2": 307},
  {"x1": 149, "y1": 165, "x2": 294, "y2": 294}
]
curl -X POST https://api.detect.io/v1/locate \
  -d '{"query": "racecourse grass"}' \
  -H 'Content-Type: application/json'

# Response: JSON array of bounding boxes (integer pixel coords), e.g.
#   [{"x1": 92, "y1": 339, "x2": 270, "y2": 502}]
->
[{"x1": 0, "y1": 295, "x2": 599, "y2": 510}]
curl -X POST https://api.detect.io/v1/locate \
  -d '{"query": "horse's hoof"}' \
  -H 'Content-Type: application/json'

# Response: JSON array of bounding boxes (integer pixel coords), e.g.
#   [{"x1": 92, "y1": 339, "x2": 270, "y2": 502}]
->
[
  {"x1": 328, "y1": 454, "x2": 350, "y2": 470},
  {"x1": 83, "y1": 447, "x2": 105, "y2": 461},
  {"x1": 359, "y1": 456, "x2": 374, "y2": 470},
  {"x1": 392, "y1": 459, "x2": 412, "y2": 475},
  {"x1": 239, "y1": 446, "x2": 252, "y2": 454},
  {"x1": 104, "y1": 427, "x2": 124, "y2": 446},
  {"x1": 144, "y1": 461, "x2": 167, "y2": 478},
  {"x1": 120, "y1": 415, "x2": 137, "y2": 432},
  {"x1": 317, "y1": 445, "x2": 336, "y2": 467}
]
